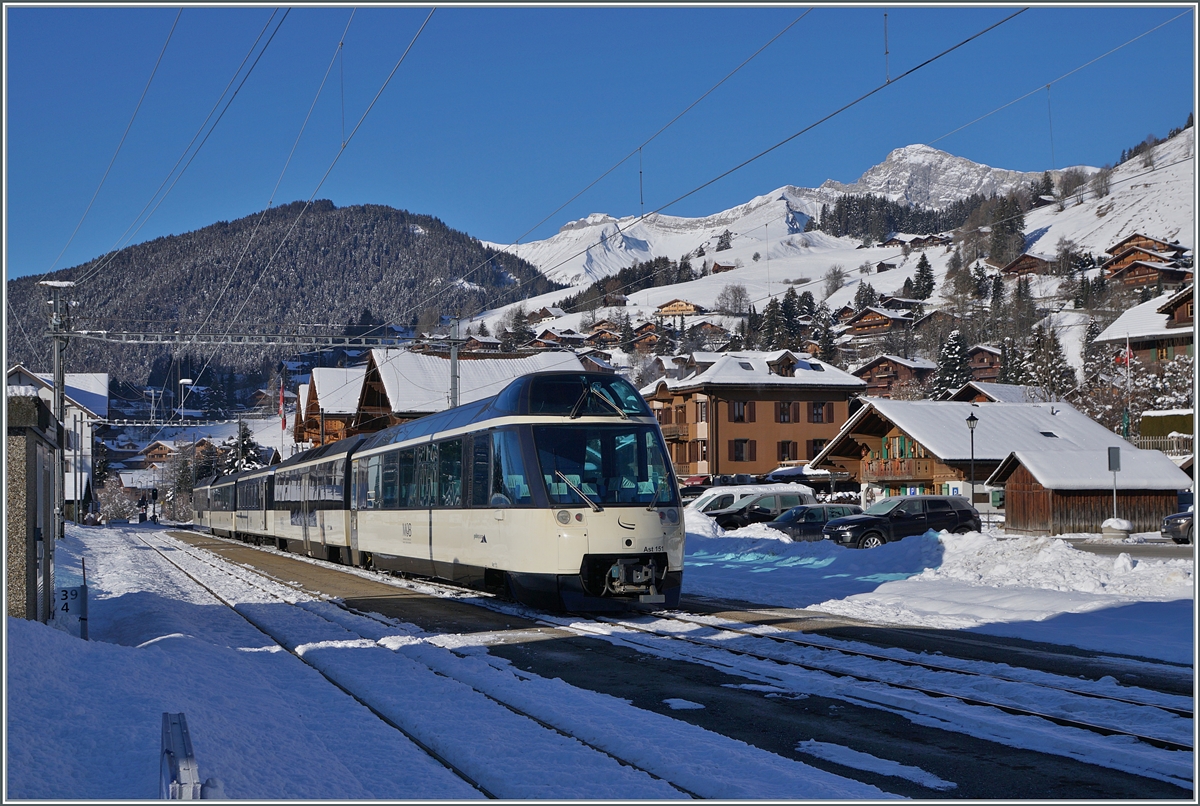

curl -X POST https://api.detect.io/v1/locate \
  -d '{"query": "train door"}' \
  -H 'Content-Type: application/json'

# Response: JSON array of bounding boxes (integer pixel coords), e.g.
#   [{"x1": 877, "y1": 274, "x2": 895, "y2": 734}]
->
[
  {"x1": 349, "y1": 459, "x2": 361, "y2": 566},
  {"x1": 414, "y1": 443, "x2": 437, "y2": 575},
  {"x1": 301, "y1": 468, "x2": 312, "y2": 555}
]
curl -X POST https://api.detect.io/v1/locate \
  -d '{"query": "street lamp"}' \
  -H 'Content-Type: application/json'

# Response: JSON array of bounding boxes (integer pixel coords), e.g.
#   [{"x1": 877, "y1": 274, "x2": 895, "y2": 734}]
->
[{"x1": 966, "y1": 412, "x2": 978, "y2": 508}]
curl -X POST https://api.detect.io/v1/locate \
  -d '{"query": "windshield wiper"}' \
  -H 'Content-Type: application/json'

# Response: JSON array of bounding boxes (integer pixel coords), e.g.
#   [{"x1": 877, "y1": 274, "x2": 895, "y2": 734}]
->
[
  {"x1": 646, "y1": 477, "x2": 668, "y2": 511},
  {"x1": 555, "y1": 470, "x2": 602, "y2": 512},
  {"x1": 569, "y1": 382, "x2": 629, "y2": 419}
]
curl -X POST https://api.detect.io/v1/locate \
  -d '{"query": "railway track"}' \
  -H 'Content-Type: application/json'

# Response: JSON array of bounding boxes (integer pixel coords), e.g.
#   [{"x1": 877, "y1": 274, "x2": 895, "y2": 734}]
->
[
  {"x1": 552, "y1": 611, "x2": 1193, "y2": 756},
  {"x1": 165, "y1": 529, "x2": 1194, "y2": 791},
  {"x1": 134, "y1": 531, "x2": 699, "y2": 800}
]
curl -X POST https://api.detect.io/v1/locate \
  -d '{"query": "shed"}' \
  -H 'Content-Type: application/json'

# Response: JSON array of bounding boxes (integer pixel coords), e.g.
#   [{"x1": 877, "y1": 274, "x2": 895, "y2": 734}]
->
[{"x1": 987, "y1": 448, "x2": 1192, "y2": 535}]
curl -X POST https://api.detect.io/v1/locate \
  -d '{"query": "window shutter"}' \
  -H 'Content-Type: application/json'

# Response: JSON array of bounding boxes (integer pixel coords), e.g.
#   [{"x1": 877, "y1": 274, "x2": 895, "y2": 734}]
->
[
  {"x1": 747, "y1": 401, "x2": 756, "y2": 422},
  {"x1": 727, "y1": 402, "x2": 735, "y2": 423},
  {"x1": 774, "y1": 402, "x2": 781, "y2": 423},
  {"x1": 825, "y1": 402, "x2": 835, "y2": 422},
  {"x1": 792, "y1": 402, "x2": 800, "y2": 423},
  {"x1": 807, "y1": 402, "x2": 815, "y2": 423},
  {"x1": 728, "y1": 440, "x2": 736, "y2": 462},
  {"x1": 806, "y1": 439, "x2": 814, "y2": 459},
  {"x1": 777, "y1": 441, "x2": 785, "y2": 461},
  {"x1": 748, "y1": 440, "x2": 757, "y2": 462},
  {"x1": 791, "y1": 441, "x2": 798, "y2": 460}
]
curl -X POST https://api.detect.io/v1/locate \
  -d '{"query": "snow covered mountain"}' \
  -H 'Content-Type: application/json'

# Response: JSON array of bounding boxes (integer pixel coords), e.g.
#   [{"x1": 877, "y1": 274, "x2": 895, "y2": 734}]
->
[
  {"x1": 490, "y1": 144, "x2": 1098, "y2": 286},
  {"x1": 478, "y1": 127, "x2": 1193, "y2": 376}
]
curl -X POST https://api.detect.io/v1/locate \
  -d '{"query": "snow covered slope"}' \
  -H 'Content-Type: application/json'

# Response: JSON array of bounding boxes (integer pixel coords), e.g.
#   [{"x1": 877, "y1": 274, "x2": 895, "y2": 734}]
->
[{"x1": 491, "y1": 143, "x2": 1109, "y2": 286}]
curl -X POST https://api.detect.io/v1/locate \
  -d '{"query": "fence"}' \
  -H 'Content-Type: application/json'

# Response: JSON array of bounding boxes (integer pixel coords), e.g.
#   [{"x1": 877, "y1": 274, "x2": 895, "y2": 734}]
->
[{"x1": 1133, "y1": 434, "x2": 1194, "y2": 456}]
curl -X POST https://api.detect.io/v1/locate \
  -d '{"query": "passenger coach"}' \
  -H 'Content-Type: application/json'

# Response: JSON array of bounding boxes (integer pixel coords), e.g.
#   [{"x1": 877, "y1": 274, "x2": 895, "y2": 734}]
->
[{"x1": 194, "y1": 371, "x2": 685, "y2": 611}]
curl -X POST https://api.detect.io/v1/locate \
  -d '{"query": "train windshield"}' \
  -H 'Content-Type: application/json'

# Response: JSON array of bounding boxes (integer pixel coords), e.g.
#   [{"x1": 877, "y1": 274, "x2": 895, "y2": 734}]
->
[
  {"x1": 528, "y1": 375, "x2": 651, "y2": 418},
  {"x1": 533, "y1": 424, "x2": 677, "y2": 507}
]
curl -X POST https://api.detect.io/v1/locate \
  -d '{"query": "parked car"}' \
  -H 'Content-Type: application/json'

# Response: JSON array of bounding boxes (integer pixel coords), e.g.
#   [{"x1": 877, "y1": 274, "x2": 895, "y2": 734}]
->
[
  {"x1": 766, "y1": 503, "x2": 863, "y2": 541},
  {"x1": 823, "y1": 495, "x2": 981, "y2": 549},
  {"x1": 711, "y1": 489, "x2": 820, "y2": 530},
  {"x1": 712, "y1": 474, "x2": 758, "y2": 486},
  {"x1": 1162, "y1": 510, "x2": 1193, "y2": 544},
  {"x1": 686, "y1": 483, "x2": 814, "y2": 515},
  {"x1": 679, "y1": 485, "x2": 712, "y2": 503}
]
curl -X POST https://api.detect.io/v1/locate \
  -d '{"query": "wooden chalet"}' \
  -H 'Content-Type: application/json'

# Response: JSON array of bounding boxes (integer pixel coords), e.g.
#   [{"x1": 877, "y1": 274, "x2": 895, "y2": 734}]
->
[
  {"x1": 711, "y1": 262, "x2": 737, "y2": 274},
  {"x1": 833, "y1": 304, "x2": 857, "y2": 325},
  {"x1": 1095, "y1": 284, "x2": 1194, "y2": 366},
  {"x1": 851, "y1": 354, "x2": 936, "y2": 398},
  {"x1": 844, "y1": 307, "x2": 914, "y2": 341},
  {"x1": 462, "y1": 335, "x2": 502, "y2": 352},
  {"x1": 656, "y1": 299, "x2": 708, "y2": 317},
  {"x1": 526, "y1": 306, "x2": 567, "y2": 325},
  {"x1": 998, "y1": 253, "x2": 1053, "y2": 277},
  {"x1": 298, "y1": 366, "x2": 367, "y2": 445},
  {"x1": 630, "y1": 331, "x2": 661, "y2": 353},
  {"x1": 967, "y1": 344, "x2": 1003, "y2": 382},
  {"x1": 811, "y1": 398, "x2": 1139, "y2": 505},
  {"x1": 531, "y1": 328, "x2": 586, "y2": 349},
  {"x1": 1105, "y1": 233, "x2": 1190, "y2": 258},
  {"x1": 875, "y1": 261, "x2": 897, "y2": 273},
  {"x1": 988, "y1": 448, "x2": 1191, "y2": 535},
  {"x1": 589, "y1": 318, "x2": 622, "y2": 333},
  {"x1": 585, "y1": 329, "x2": 623, "y2": 347},
  {"x1": 877, "y1": 295, "x2": 923, "y2": 311},
  {"x1": 634, "y1": 321, "x2": 658, "y2": 335},
  {"x1": 601, "y1": 293, "x2": 628, "y2": 307},
  {"x1": 1107, "y1": 260, "x2": 1193, "y2": 291},
  {"x1": 941, "y1": 381, "x2": 1038, "y2": 403}
]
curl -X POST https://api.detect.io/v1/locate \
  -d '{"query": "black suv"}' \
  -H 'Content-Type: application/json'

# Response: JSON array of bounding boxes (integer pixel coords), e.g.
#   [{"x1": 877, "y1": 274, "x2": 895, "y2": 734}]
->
[
  {"x1": 823, "y1": 495, "x2": 981, "y2": 549},
  {"x1": 766, "y1": 503, "x2": 863, "y2": 541}
]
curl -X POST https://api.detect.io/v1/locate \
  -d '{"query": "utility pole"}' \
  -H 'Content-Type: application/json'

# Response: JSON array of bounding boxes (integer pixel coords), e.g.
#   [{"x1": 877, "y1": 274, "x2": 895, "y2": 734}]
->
[
  {"x1": 39, "y1": 281, "x2": 74, "y2": 546},
  {"x1": 449, "y1": 317, "x2": 461, "y2": 408}
]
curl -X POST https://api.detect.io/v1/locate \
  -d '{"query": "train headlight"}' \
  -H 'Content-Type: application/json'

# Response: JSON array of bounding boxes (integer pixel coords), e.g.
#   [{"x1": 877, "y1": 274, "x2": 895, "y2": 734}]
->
[{"x1": 556, "y1": 510, "x2": 571, "y2": 525}]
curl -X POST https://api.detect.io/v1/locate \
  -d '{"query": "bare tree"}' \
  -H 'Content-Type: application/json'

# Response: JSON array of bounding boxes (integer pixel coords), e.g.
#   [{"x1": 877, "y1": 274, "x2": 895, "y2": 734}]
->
[
  {"x1": 822, "y1": 264, "x2": 848, "y2": 299},
  {"x1": 714, "y1": 283, "x2": 750, "y2": 315}
]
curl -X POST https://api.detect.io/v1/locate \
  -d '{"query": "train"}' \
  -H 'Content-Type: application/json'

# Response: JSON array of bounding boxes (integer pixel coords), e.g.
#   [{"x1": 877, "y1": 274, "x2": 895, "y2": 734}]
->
[{"x1": 193, "y1": 371, "x2": 685, "y2": 611}]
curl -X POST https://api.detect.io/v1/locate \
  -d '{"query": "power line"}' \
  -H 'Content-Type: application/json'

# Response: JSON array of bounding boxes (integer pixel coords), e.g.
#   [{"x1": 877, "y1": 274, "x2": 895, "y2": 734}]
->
[
  {"x1": 47, "y1": 8, "x2": 182, "y2": 276},
  {"x1": 73, "y1": 9, "x2": 287, "y2": 287}
]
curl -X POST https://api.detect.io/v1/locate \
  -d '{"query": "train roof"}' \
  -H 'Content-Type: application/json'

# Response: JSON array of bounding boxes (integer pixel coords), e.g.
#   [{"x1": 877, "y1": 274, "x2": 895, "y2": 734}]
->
[
  {"x1": 195, "y1": 474, "x2": 221, "y2": 488},
  {"x1": 358, "y1": 371, "x2": 651, "y2": 453},
  {"x1": 275, "y1": 433, "x2": 368, "y2": 470}
]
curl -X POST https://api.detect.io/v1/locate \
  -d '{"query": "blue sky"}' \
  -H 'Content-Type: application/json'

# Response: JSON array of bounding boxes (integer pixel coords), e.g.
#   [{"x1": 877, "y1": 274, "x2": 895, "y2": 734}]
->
[{"x1": 4, "y1": 5, "x2": 1195, "y2": 279}]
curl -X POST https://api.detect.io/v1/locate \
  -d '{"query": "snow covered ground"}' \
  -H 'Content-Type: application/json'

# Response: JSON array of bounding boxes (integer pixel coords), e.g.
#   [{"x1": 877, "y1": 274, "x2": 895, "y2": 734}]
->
[
  {"x1": 685, "y1": 511, "x2": 1194, "y2": 664},
  {"x1": 6, "y1": 514, "x2": 1193, "y2": 798}
]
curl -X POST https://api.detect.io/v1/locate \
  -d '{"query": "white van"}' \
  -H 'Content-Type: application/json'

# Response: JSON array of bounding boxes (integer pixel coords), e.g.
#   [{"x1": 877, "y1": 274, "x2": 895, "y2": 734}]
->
[{"x1": 686, "y1": 483, "x2": 817, "y2": 516}]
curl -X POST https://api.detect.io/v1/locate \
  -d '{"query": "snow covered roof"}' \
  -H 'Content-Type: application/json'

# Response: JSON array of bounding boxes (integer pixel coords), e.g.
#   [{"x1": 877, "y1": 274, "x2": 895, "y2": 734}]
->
[
  {"x1": 1094, "y1": 291, "x2": 1179, "y2": 343},
  {"x1": 311, "y1": 367, "x2": 367, "y2": 415},
  {"x1": 643, "y1": 353, "x2": 865, "y2": 396},
  {"x1": 369, "y1": 349, "x2": 584, "y2": 414},
  {"x1": 297, "y1": 383, "x2": 309, "y2": 420},
  {"x1": 815, "y1": 399, "x2": 1130, "y2": 466},
  {"x1": 988, "y1": 448, "x2": 1192, "y2": 491},
  {"x1": 852, "y1": 354, "x2": 936, "y2": 374},
  {"x1": 8, "y1": 366, "x2": 109, "y2": 418},
  {"x1": 942, "y1": 381, "x2": 1039, "y2": 403}
]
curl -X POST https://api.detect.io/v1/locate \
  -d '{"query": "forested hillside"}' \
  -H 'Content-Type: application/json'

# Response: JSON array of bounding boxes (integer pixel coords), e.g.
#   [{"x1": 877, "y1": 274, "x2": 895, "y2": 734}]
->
[{"x1": 7, "y1": 201, "x2": 560, "y2": 385}]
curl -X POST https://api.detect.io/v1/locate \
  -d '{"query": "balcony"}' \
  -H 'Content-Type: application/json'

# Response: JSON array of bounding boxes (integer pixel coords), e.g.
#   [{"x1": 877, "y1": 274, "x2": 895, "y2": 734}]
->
[
  {"x1": 1134, "y1": 434, "x2": 1194, "y2": 456},
  {"x1": 660, "y1": 423, "x2": 687, "y2": 440},
  {"x1": 861, "y1": 457, "x2": 937, "y2": 482}
]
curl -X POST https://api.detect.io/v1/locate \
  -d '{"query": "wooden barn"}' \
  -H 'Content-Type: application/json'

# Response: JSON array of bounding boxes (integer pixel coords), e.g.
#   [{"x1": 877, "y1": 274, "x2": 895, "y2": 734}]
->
[{"x1": 988, "y1": 448, "x2": 1191, "y2": 535}]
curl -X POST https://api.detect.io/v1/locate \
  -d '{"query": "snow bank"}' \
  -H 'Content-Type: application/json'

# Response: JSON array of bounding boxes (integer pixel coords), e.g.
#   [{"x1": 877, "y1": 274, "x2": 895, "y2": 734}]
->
[{"x1": 683, "y1": 513, "x2": 1194, "y2": 662}]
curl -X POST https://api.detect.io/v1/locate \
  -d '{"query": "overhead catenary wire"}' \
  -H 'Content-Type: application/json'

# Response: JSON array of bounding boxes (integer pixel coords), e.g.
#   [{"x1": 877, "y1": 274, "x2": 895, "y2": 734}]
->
[
  {"x1": 157, "y1": 8, "x2": 435, "y2": 441},
  {"x1": 73, "y1": 9, "x2": 287, "y2": 288},
  {"x1": 47, "y1": 8, "x2": 182, "y2": 276}
]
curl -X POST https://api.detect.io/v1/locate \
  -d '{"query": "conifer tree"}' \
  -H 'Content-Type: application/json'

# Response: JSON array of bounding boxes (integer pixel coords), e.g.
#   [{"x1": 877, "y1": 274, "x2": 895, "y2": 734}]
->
[
  {"x1": 812, "y1": 303, "x2": 838, "y2": 364},
  {"x1": 930, "y1": 329, "x2": 971, "y2": 397},
  {"x1": 760, "y1": 297, "x2": 784, "y2": 350},
  {"x1": 797, "y1": 290, "x2": 816, "y2": 317},
  {"x1": 901, "y1": 276, "x2": 916, "y2": 298},
  {"x1": 853, "y1": 281, "x2": 878, "y2": 312},
  {"x1": 477, "y1": 320, "x2": 490, "y2": 337},
  {"x1": 619, "y1": 312, "x2": 636, "y2": 349},
  {"x1": 222, "y1": 421, "x2": 265, "y2": 474},
  {"x1": 1027, "y1": 324, "x2": 1076, "y2": 400},
  {"x1": 913, "y1": 253, "x2": 935, "y2": 299},
  {"x1": 780, "y1": 286, "x2": 802, "y2": 348}
]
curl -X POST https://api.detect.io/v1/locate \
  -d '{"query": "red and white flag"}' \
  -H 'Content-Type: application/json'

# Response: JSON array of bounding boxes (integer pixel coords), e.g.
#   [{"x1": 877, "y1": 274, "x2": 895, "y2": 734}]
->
[{"x1": 280, "y1": 381, "x2": 286, "y2": 431}]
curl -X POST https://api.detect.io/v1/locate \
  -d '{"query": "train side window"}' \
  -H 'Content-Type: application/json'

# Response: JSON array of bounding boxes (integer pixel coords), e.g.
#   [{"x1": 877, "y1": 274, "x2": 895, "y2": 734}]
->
[
  {"x1": 382, "y1": 451, "x2": 399, "y2": 508},
  {"x1": 365, "y1": 455, "x2": 382, "y2": 509},
  {"x1": 492, "y1": 429, "x2": 531, "y2": 506},
  {"x1": 470, "y1": 435, "x2": 491, "y2": 507},
  {"x1": 439, "y1": 439, "x2": 463, "y2": 507},
  {"x1": 397, "y1": 449, "x2": 415, "y2": 508}
]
